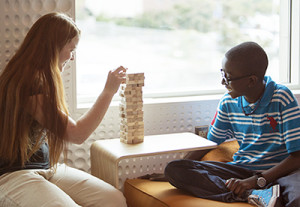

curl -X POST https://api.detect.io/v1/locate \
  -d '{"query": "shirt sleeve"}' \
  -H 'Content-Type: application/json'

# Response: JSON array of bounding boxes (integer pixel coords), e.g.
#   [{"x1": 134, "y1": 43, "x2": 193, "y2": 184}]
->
[
  {"x1": 207, "y1": 96, "x2": 235, "y2": 145},
  {"x1": 280, "y1": 87, "x2": 300, "y2": 154}
]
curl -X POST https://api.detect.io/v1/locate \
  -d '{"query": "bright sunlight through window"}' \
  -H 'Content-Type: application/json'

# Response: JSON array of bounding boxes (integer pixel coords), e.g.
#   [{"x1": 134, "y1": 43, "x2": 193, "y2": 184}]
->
[{"x1": 75, "y1": 0, "x2": 291, "y2": 107}]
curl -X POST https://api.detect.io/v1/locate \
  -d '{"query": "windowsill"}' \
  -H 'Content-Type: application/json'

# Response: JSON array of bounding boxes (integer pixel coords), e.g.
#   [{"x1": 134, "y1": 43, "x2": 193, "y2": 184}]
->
[
  {"x1": 75, "y1": 89, "x2": 300, "y2": 112},
  {"x1": 125, "y1": 93, "x2": 223, "y2": 105},
  {"x1": 76, "y1": 93, "x2": 224, "y2": 110},
  {"x1": 293, "y1": 90, "x2": 300, "y2": 99}
]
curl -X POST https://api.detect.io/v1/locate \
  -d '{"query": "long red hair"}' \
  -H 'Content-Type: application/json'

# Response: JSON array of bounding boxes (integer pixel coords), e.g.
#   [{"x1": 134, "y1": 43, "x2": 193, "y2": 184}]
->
[{"x1": 0, "y1": 13, "x2": 80, "y2": 168}]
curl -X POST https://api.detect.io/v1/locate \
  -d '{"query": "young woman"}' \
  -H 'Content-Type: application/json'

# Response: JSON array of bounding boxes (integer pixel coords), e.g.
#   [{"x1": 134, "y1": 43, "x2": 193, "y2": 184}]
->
[{"x1": 0, "y1": 12, "x2": 127, "y2": 207}]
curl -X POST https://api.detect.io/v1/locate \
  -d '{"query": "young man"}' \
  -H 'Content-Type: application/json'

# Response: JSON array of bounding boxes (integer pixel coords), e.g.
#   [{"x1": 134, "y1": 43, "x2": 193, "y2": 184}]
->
[{"x1": 165, "y1": 42, "x2": 300, "y2": 207}]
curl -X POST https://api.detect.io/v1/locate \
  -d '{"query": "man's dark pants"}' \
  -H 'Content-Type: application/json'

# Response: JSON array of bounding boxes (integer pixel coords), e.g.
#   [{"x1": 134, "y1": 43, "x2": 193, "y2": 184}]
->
[{"x1": 164, "y1": 159, "x2": 300, "y2": 207}]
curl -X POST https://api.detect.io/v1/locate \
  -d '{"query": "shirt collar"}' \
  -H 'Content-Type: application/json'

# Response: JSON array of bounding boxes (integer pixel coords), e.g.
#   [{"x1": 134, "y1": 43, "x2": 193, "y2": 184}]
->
[{"x1": 238, "y1": 76, "x2": 275, "y2": 107}]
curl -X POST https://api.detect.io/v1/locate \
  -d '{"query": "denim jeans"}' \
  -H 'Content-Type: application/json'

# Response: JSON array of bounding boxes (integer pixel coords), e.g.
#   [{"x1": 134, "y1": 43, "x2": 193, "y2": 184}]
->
[{"x1": 164, "y1": 159, "x2": 300, "y2": 207}]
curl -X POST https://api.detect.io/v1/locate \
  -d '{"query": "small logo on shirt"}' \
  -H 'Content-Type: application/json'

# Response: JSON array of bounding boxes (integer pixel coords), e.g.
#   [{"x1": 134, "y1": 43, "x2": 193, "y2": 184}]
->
[{"x1": 267, "y1": 115, "x2": 278, "y2": 132}]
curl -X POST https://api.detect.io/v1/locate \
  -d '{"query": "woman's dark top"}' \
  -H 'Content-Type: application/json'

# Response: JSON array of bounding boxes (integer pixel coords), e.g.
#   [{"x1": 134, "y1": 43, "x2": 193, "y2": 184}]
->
[{"x1": 0, "y1": 121, "x2": 50, "y2": 176}]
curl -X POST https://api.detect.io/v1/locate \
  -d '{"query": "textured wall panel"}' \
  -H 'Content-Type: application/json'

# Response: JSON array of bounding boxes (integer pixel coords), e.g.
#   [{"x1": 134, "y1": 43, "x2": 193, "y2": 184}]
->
[{"x1": 0, "y1": 0, "x2": 74, "y2": 71}]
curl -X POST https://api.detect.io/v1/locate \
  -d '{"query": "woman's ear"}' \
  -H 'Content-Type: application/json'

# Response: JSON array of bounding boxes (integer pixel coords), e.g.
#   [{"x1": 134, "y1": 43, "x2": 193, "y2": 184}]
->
[{"x1": 248, "y1": 75, "x2": 258, "y2": 88}]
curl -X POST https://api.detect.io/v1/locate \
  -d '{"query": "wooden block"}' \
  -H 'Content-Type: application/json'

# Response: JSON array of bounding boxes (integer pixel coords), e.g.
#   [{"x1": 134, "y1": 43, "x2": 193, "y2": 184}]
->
[
  {"x1": 120, "y1": 120, "x2": 144, "y2": 128},
  {"x1": 119, "y1": 112, "x2": 143, "y2": 119},
  {"x1": 119, "y1": 103, "x2": 143, "y2": 110},
  {"x1": 128, "y1": 130, "x2": 144, "y2": 136},
  {"x1": 121, "y1": 84, "x2": 142, "y2": 91},
  {"x1": 121, "y1": 86, "x2": 143, "y2": 93},
  {"x1": 126, "y1": 80, "x2": 144, "y2": 85},
  {"x1": 120, "y1": 137, "x2": 143, "y2": 144},
  {"x1": 120, "y1": 134, "x2": 143, "y2": 144},
  {"x1": 125, "y1": 73, "x2": 145, "y2": 85},
  {"x1": 120, "y1": 90, "x2": 143, "y2": 98},
  {"x1": 121, "y1": 98, "x2": 143, "y2": 105},
  {"x1": 120, "y1": 123, "x2": 144, "y2": 131},
  {"x1": 120, "y1": 138, "x2": 132, "y2": 144},
  {"x1": 125, "y1": 110, "x2": 144, "y2": 116},
  {"x1": 121, "y1": 97, "x2": 143, "y2": 103},
  {"x1": 124, "y1": 117, "x2": 143, "y2": 123},
  {"x1": 120, "y1": 135, "x2": 133, "y2": 144},
  {"x1": 132, "y1": 138, "x2": 144, "y2": 144},
  {"x1": 121, "y1": 119, "x2": 144, "y2": 126},
  {"x1": 120, "y1": 101, "x2": 143, "y2": 108},
  {"x1": 122, "y1": 129, "x2": 144, "y2": 136},
  {"x1": 126, "y1": 73, "x2": 144, "y2": 80},
  {"x1": 124, "y1": 93, "x2": 143, "y2": 98}
]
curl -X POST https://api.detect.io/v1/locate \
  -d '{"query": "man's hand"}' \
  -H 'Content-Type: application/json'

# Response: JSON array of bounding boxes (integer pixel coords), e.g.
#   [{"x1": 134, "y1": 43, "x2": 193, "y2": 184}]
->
[{"x1": 225, "y1": 176, "x2": 257, "y2": 197}]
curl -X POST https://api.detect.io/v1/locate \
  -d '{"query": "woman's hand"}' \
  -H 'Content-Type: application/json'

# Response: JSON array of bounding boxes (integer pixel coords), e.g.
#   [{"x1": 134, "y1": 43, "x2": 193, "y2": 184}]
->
[
  {"x1": 104, "y1": 66, "x2": 127, "y2": 94},
  {"x1": 225, "y1": 176, "x2": 257, "y2": 197}
]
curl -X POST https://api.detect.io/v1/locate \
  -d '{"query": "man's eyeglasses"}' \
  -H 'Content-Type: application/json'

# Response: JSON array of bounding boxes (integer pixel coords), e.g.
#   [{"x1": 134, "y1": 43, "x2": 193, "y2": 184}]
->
[{"x1": 220, "y1": 69, "x2": 252, "y2": 85}]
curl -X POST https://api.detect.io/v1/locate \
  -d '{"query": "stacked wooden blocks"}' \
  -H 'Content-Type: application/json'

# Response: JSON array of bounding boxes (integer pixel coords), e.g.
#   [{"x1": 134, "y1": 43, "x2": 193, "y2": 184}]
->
[{"x1": 119, "y1": 73, "x2": 145, "y2": 144}]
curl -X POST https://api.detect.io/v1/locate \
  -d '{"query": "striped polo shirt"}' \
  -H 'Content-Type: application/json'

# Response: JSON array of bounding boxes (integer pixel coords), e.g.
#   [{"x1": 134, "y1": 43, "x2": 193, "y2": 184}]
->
[{"x1": 207, "y1": 76, "x2": 300, "y2": 171}]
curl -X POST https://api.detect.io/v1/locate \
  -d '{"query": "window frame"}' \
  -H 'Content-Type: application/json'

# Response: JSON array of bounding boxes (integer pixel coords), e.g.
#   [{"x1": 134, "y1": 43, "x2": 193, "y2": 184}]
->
[{"x1": 69, "y1": 0, "x2": 300, "y2": 112}]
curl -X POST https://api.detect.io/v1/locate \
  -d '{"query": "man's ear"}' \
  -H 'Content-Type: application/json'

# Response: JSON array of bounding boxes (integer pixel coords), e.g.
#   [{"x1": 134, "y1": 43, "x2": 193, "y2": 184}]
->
[{"x1": 248, "y1": 75, "x2": 258, "y2": 88}]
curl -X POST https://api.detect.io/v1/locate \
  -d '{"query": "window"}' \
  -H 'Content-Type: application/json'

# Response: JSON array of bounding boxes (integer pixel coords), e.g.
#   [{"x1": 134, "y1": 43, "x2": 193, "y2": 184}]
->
[{"x1": 75, "y1": 0, "x2": 299, "y2": 107}]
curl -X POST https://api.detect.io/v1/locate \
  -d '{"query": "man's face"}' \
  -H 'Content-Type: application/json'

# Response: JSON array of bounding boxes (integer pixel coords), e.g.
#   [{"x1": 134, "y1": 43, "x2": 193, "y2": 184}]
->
[{"x1": 221, "y1": 57, "x2": 252, "y2": 99}]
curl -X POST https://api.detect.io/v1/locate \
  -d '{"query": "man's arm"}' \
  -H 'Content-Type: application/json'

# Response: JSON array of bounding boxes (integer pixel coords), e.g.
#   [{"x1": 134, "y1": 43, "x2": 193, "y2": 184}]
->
[{"x1": 262, "y1": 150, "x2": 300, "y2": 183}]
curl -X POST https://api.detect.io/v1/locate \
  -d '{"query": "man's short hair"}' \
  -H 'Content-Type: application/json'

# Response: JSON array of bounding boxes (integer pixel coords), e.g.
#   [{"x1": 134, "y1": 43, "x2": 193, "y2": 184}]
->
[{"x1": 225, "y1": 42, "x2": 268, "y2": 78}]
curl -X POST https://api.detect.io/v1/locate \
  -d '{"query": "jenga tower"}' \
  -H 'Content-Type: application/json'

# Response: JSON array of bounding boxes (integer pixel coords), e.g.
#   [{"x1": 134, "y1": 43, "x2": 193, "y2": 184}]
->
[{"x1": 119, "y1": 73, "x2": 145, "y2": 144}]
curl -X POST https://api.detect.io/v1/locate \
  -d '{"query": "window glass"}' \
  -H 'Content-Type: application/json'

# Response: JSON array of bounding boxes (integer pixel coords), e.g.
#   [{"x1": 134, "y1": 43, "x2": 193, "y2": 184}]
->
[{"x1": 76, "y1": 0, "x2": 288, "y2": 106}]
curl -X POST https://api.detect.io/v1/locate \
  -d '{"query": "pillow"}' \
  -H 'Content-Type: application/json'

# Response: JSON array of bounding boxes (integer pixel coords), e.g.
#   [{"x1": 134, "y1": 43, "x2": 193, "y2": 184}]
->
[{"x1": 201, "y1": 140, "x2": 239, "y2": 163}]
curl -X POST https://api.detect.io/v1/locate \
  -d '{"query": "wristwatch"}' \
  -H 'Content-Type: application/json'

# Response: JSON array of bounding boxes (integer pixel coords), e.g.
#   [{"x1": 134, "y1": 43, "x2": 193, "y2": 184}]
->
[{"x1": 256, "y1": 172, "x2": 267, "y2": 188}]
